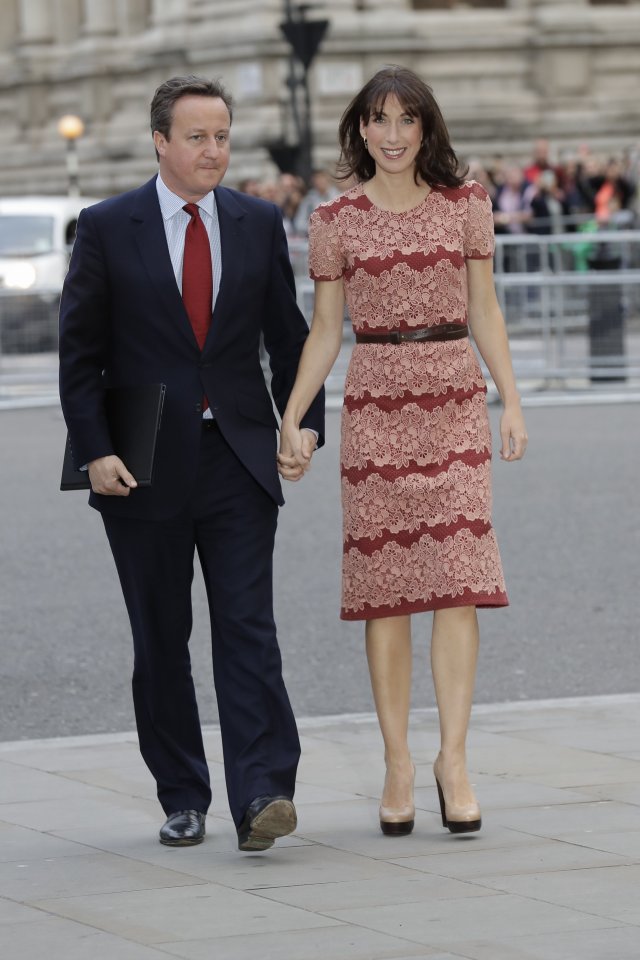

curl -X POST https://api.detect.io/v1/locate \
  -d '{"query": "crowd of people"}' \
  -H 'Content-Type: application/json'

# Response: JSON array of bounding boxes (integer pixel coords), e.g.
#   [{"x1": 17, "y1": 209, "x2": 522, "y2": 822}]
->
[
  {"x1": 474, "y1": 140, "x2": 638, "y2": 235},
  {"x1": 237, "y1": 139, "x2": 639, "y2": 240},
  {"x1": 237, "y1": 169, "x2": 341, "y2": 238}
]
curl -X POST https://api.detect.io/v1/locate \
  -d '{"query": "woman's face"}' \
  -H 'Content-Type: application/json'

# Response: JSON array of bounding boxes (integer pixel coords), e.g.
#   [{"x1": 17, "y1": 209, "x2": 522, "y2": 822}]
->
[{"x1": 359, "y1": 94, "x2": 423, "y2": 177}]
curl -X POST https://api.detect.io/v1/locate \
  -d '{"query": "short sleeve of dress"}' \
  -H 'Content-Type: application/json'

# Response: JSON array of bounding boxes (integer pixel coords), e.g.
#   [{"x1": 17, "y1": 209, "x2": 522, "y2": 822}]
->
[
  {"x1": 463, "y1": 181, "x2": 495, "y2": 260},
  {"x1": 308, "y1": 205, "x2": 344, "y2": 280}
]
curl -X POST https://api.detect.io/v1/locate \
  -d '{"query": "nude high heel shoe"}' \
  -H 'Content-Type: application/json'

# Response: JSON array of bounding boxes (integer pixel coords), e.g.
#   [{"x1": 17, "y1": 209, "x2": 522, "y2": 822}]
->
[
  {"x1": 433, "y1": 758, "x2": 481, "y2": 834},
  {"x1": 379, "y1": 763, "x2": 416, "y2": 836}
]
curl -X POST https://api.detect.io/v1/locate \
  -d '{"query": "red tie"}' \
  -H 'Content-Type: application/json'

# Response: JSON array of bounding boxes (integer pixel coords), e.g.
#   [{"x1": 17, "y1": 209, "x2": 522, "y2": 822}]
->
[{"x1": 182, "y1": 203, "x2": 212, "y2": 350}]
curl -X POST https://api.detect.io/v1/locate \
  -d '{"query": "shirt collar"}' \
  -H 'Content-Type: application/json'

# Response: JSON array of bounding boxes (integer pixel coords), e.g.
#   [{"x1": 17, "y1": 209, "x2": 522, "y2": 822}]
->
[{"x1": 155, "y1": 174, "x2": 215, "y2": 221}]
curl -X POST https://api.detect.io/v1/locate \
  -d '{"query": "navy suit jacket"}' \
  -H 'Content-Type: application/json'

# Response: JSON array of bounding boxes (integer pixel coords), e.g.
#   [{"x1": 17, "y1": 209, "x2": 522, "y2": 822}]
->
[{"x1": 59, "y1": 177, "x2": 324, "y2": 519}]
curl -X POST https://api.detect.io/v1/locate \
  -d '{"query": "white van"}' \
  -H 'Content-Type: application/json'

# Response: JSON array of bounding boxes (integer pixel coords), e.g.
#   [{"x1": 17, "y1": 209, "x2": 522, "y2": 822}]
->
[{"x1": 0, "y1": 195, "x2": 102, "y2": 353}]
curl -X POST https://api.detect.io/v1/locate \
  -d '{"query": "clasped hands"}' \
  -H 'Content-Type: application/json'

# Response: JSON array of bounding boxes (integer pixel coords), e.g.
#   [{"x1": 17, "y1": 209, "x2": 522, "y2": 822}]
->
[
  {"x1": 89, "y1": 425, "x2": 316, "y2": 493},
  {"x1": 277, "y1": 423, "x2": 317, "y2": 482}
]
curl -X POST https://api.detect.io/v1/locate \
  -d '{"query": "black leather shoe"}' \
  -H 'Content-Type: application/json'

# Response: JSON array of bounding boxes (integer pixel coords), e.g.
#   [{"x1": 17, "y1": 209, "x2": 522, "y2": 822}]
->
[
  {"x1": 237, "y1": 796, "x2": 297, "y2": 851},
  {"x1": 159, "y1": 810, "x2": 206, "y2": 846}
]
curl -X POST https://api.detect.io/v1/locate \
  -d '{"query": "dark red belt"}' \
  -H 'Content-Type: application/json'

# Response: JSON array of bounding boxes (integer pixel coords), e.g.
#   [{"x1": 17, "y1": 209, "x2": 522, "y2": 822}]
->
[{"x1": 355, "y1": 323, "x2": 468, "y2": 344}]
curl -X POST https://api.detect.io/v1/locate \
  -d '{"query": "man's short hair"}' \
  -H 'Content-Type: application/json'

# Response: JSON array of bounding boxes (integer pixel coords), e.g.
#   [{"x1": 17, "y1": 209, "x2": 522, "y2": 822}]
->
[{"x1": 150, "y1": 75, "x2": 233, "y2": 156}]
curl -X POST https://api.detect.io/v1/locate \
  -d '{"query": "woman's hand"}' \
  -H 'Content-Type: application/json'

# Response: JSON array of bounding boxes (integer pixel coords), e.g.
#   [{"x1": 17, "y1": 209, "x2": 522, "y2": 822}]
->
[{"x1": 499, "y1": 404, "x2": 528, "y2": 461}]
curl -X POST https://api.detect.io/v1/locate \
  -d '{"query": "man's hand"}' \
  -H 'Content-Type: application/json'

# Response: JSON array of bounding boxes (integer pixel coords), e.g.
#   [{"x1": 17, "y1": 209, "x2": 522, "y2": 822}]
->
[
  {"x1": 277, "y1": 426, "x2": 317, "y2": 482},
  {"x1": 88, "y1": 455, "x2": 137, "y2": 496}
]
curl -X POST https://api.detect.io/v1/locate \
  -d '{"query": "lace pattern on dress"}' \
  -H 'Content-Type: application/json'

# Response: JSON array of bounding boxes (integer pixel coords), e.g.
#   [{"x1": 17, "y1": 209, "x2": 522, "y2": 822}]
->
[
  {"x1": 342, "y1": 460, "x2": 492, "y2": 542},
  {"x1": 347, "y1": 258, "x2": 467, "y2": 330},
  {"x1": 308, "y1": 181, "x2": 494, "y2": 285},
  {"x1": 310, "y1": 181, "x2": 504, "y2": 618},
  {"x1": 341, "y1": 395, "x2": 491, "y2": 471},
  {"x1": 464, "y1": 186, "x2": 495, "y2": 259},
  {"x1": 344, "y1": 340, "x2": 485, "y2": 400},
  {"x1": 338, "y1": 193, "x2": 467, "y2": 263},
  {"x1": 308, "y1": 205, "x2": 344, "y2": 280},
  {"x1": 342, "y1": 527, "x2": 506, "y2": 614}
]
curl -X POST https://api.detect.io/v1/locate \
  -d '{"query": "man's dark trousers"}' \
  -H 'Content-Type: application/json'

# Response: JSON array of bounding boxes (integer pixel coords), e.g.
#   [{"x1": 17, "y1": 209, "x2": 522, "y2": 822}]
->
[
  {"x1": 59, "y1": 180, "x2": 324, "y2": 828},
  {"x1": 103, "y1": 421, "x2": 300, "y2": 827}
]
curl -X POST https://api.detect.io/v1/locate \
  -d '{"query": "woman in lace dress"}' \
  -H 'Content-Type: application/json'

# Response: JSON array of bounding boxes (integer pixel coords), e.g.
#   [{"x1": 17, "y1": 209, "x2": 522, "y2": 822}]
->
[{"x1": 278, "y1": 66, "x2": 527, "y2": 837}]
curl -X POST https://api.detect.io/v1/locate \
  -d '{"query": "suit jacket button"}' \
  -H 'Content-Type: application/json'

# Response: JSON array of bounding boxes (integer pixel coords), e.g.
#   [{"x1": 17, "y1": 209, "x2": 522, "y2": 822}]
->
[{"x1": 195, "y1": 403, "x2": 202, "y2": 413}]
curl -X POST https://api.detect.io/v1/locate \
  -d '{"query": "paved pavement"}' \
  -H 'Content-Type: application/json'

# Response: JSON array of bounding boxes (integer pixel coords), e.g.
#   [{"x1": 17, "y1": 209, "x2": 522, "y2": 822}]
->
[
  {"x1": 1, "y1": 400, "x2": 640, "y2": 741},
  {"x1": 2, "y1": 353, "x2": 640, "y2": 956},
  {"x1": 2, "y1": 693, "x2": 640, "y2": 959}
]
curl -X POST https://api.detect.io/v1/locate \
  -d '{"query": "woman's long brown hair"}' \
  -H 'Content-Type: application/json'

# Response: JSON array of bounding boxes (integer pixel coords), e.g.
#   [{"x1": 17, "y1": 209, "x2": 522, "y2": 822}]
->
[{"x1": 337, "y1": 65, "x2": 466, "y2": 188}]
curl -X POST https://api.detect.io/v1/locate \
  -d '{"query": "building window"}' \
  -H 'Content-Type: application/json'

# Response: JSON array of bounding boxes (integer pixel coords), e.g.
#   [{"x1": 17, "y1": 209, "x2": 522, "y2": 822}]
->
[{"x1": 411, "y1": 1, "x2": 506, "y2": 9}]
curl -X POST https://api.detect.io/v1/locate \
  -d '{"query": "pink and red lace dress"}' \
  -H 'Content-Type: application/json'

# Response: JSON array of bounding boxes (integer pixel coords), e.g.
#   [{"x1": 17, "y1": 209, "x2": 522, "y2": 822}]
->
[{"x1": 308, "y1": 180, "x2": 508, "y2": 620}]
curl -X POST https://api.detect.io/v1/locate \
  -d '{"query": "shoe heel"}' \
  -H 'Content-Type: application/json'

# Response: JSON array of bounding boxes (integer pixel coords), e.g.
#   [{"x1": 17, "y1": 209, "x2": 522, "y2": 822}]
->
[
  {"x1": 435, "y1": 776, "x2": 448, "y2": 828},
  {"x1": 433, "y1": 765, "x2": 482, "y2": 835},
  {"x1": 379, "y1": 762, "x2": 416, "y2": 837},
  {"x1": 380, "y1": 817, "x2": 415, "y2": 836}
]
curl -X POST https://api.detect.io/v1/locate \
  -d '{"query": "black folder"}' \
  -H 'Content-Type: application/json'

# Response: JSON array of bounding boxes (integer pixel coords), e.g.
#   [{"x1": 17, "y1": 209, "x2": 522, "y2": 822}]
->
[{"x1": 60, "y1": 383, "x2": 166, "y2": 491}]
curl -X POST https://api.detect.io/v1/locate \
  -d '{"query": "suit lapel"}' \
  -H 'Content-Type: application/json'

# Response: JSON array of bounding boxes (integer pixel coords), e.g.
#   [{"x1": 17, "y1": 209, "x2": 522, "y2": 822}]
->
[
  {"x1": 130, "y1": 178, "x2": 198, "y2": 349},
  {"x1": 130, "y1": 179, "x2": 247, "y2": 352},
  {"x1": 204, "y1": 187, "x2": 246, "y2": 353}
]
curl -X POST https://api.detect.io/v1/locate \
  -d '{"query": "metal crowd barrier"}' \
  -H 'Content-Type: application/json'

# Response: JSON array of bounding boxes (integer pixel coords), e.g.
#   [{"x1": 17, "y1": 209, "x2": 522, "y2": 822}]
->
[
  {"x1": 2, "y1": 233, "x2": 639, "y2": 387},
  {"x1": 493, "y1": 231, "x2": 640, "y2": 382},
  {"x1": 289, "y1": 230, "x2": 640, "y2": 385},
  {"x1": 0, "y1": 288, "x2": 60, "y2": 357}
]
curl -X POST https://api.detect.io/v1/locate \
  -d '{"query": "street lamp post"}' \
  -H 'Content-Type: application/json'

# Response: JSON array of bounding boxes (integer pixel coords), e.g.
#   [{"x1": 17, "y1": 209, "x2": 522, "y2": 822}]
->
[
  {"x1": 277, "y1": 2, "x2": 329, "y2": 183},
  {"x1": 57, "y1": 115, "x2": 85, "y2": 197}
]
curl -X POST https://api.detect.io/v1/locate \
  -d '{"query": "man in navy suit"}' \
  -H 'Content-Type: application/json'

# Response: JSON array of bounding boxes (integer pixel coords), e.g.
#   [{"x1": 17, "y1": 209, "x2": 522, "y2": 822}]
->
[{"x1": 59, "y1": 75, "x2": 324, "y2": 851}]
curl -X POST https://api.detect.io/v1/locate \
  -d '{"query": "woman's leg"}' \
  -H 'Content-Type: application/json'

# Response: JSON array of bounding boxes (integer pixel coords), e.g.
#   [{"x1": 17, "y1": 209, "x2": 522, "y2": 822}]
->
[
  {"x1": 431, "y1": 605, "x2": 480, "y2": 813},
  {"x1": 365, "y1": 615, "x2": 415, "y2": 809}
]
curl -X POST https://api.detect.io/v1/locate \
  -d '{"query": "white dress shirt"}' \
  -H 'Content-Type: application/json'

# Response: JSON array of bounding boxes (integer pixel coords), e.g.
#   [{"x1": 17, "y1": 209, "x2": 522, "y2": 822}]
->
[{"x1": 155, "y1": 174, "x2": 222, "y2": 306}]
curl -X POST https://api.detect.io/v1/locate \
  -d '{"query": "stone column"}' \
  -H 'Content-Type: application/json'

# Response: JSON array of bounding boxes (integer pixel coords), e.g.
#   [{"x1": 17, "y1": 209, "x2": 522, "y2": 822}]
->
[
  {"x1": 150, "y1": 0, "x2": 189, "y2": 27},
  {"x1": 114, "y1": 0, "x2": 151, "y2": 35},
  {"x1": 530, "y1": 0, "x2": 590, "y2": 13},
  {"x1": 190, "y1": 0, "x2": 278, "y2": 19},
  {"x1": 532, "y1": 0, "x2": 588, "y2": 5},
  {"x1": 82, "y1": 0, "x2": 117, "y2": 35},
  {"x1": 0, "y1": 0, "x2": 19, "y2": 50},
  {"x1": 531, "y1": 0, "x2": 593, "y2": 101},
  {"x1": 358, "y1": 0, "x2": 399, "y2": 10},
  {"x1": 19, "y1": 0, "x2": 54, "y2": 43},
  {"x1": 52, "y1": 0, "x2": 82, "y2": 44}
]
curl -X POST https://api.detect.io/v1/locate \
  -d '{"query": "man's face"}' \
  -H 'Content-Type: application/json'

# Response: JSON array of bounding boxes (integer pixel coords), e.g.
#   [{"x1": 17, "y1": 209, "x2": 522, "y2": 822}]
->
[{"x1": 153, "y1": 95, "x2": 231, "y2": 201}]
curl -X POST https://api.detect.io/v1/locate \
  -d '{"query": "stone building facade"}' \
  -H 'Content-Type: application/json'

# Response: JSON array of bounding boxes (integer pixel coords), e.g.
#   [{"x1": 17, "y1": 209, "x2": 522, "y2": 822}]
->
[{"x1": 0, "y1": 0, "x2": 639, "y2": 196}]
